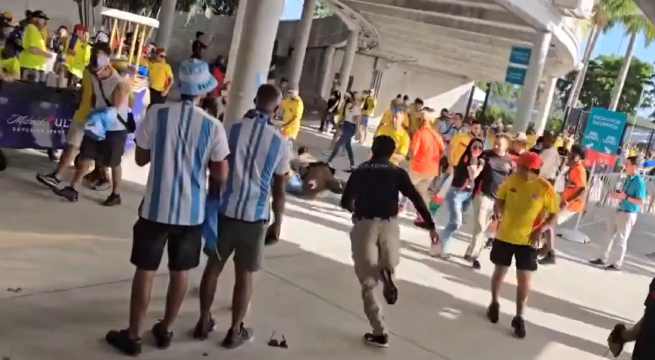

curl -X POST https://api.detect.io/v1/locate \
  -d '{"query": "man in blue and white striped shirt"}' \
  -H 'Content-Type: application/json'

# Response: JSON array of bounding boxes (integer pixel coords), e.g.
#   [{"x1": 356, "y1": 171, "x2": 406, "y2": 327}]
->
[
  {"x1": 195, "y1": 84, "x2": 290, "y2": 349},
  {"x1": 106, "y1": 59, "x2": 230, "y2": 356}
]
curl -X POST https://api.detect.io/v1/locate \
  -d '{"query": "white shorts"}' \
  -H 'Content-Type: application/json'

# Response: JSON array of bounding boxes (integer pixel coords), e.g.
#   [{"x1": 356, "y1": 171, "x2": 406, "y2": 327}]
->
[{"x1": 66, "y1": 122, "x2": 85, "y2": 148}]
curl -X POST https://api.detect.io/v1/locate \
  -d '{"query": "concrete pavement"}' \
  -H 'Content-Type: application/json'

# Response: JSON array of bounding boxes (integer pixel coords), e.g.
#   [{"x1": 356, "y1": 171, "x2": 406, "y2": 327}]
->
[{"x1": 1, "y1": 123, "x2": 653, "y2": 359}]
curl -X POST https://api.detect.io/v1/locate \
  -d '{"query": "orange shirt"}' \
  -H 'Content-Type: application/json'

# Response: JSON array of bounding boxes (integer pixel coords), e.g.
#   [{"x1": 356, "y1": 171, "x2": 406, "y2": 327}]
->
[
  {"x1": 562, "y1": 162, "x2": 587, "y2": 213},
  {"x1": 410, "y1": 125, "x2": 445, "y2": 177}
]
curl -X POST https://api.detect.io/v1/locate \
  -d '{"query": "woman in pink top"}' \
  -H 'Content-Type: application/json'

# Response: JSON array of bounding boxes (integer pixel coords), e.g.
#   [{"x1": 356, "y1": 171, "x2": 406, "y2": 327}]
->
[{"x1": 409, "y1": 111, "x2": 445, "y2": 224}]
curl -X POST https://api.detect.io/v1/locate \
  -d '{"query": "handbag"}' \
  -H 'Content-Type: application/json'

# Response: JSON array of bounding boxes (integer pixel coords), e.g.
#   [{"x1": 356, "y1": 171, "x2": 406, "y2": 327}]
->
[{"x1": 93, "y1": 74, "x2": 136, "y2": 133}]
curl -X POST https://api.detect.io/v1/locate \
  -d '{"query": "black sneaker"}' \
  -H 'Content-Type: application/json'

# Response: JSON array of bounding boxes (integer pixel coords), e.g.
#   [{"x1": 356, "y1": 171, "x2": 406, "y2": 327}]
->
[
  {"x1": 54, "y1": 186, "x2": 79, "y2": 202},
  {"x1": 36, "y1": 172, "x2": 61, "y2": 189},
  {"x1": 463, "y1": 255, "x2": 472, "y2": 262},
  {"x1": 589, "y1": 258, "x2": 605, "y2": 266},
  {"x1": 511, "y1": 316, "x2": 527, "y2": 339},
  {"x1": 487, "y1": 302, "x2": 499, "y2": 324},
  {"x1": 106, "y1": 329, "x2": 142, "y2": 356},
  {"x1": 363, "y1": 333, "x2": 389, "y2": 348},
  {"x1": 151, "y1": 322, "x2": 173, "y2": 349},
  {"x1": 539, "y1": 252, "x2": 556, "y2": 265},
  {"x1": 605, "y1": 264, "x2": 622, "y2": 271},
  {"x1": 380, "y1": 269, "x2": 398, "y2": 305},
  {"x1": 103, "y1": 193, "x2": 122, "y2": 206},
  {"x1": 93, "y1": 179, "x2": 112, "y2": 191},
  {"x1": 221, "y1": 324, "x2": 254, "y2": 349},
  {"x1": 472, "y1": 260, "x2": 481, "y2": 270},
  {"x1": 193, "y1": 317, "x2": 216, "y2": 340}
]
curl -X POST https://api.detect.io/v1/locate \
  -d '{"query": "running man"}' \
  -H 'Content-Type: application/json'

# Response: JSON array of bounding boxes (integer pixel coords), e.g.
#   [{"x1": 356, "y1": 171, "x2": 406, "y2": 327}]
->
[
  {"x1": 487, "y1": 152, "x2": 559, "y2": 339},
  {"x1": 341, "y1": 135, "x2": 438, "y2": 348},
  {"x1": 590, "y1": 156, "x2": 646, "y2": 271}
]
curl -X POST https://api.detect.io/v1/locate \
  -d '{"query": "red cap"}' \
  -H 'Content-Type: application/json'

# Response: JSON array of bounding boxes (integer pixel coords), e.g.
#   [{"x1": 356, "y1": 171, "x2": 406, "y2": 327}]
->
[
  {"x1": 517, "y1": 152, "x2": 542, "y2": 170},
  {"x1": 73, "y1": 24, "x2": 87, "y2": 33}
]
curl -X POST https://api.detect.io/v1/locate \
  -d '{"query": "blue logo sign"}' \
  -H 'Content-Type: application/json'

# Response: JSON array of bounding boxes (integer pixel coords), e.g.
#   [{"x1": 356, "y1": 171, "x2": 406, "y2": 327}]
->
[
  {"x1": 582, "y1": 107, "x2": 628, "y2": 154},
  {"x1": 509, "y1": 47, "x2": 532, "y2": 66},
  {"x1": 505, "y1": 66, "x2": 527, "y2": 85}
]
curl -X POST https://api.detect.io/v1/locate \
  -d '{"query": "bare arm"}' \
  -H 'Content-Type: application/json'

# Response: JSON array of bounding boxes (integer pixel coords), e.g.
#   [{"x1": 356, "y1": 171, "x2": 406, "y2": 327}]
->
[
  {"x1": 622, "y1": 317, "x2": 643, "y2": 342},
  {"x1": 208, "y1": 160, "x2": 228, "y2": 187},
  {"x1": 135, "y1": 146, "x2": 151, "y2": 167},
  {"x1": 266, "y1": 174, "x2": 288, "y2": 244}
]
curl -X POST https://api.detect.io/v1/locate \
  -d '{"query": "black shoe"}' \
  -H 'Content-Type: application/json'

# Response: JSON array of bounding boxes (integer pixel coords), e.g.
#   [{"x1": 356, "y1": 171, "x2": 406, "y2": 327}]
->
[
  {"x1": 47, "y1": 149, "x2": 58, "y2": 161},
  {"x1": 193, "y1": 317, "x2": 216, "y2": 340},
  {"x1": 93, "y1": 179, "x2": 112, "y2": 191},
  {"x1": 605, "y1": 264, "x2": 622, "y2": 271},
  {"x1": 589, "y1": 258, "x2": 605, "y2": 266},
  {"x1": 463, "y1": 255, "x2": 472, "y2": 262},
  {"x1": 106, "y1": 329, "x2": 142, "y2": 356},
  {"x1": 103, "y1": 193, "x2": 122, "y2": 206},
  {"x1": 380, "y1": 269, "x2": 398, "y2": 305},
  {"x1": 54, "y1": 186, "x2": 78, "y2": 202},
  {"x1": 487, "y1": 302, "x2": 499, "y2": 324},
  {"x1": 472, "y1": 260, "x2": 481, "y2": 270},
  {"x1": 221, "y1": 323, "x2": 254, "y2": 349},
  {"x1": 363, "y1": 333, "x2": 389, "y2": 348},
  {"x1": 538, "y1": 252, "x2": 556, "y2": 265},
  {"x1": 511, "y1": 316, "x2": 527, "y2": 339},
  {"x1": 36, "y1": 172, "x2": 61, "y2": 189},
  {"x1": 151, "y1": 322, "x2": 173, "y2": 349}
]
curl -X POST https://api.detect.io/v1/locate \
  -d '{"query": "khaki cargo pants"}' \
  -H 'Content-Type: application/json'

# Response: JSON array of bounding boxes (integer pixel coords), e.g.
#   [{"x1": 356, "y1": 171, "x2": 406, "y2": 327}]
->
[{"x1": 350, "y1": 217, "x2": 400, "y2": 335}]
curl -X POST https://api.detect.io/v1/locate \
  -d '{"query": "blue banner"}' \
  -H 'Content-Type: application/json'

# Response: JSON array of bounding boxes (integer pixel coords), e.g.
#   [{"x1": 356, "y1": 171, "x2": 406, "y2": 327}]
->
[
  {"x1": 582, "y1": 107, "x2": 627, "y2": 154},
  {"x1": 505, "y1": 66, "x2": 527, "y2": 85},
  {"x1": 0, "y1": 81, "x2": 77, "y2": 149},
  {"x1": 509, "y1": 46, "x2": 532, "y2": 66}
]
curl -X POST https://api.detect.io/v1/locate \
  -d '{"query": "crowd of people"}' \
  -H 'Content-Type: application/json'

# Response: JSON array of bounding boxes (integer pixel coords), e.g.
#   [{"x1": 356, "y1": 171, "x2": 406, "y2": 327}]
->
[{"x1": 0, "y1": 7, "x2": 653, "y2": 360}]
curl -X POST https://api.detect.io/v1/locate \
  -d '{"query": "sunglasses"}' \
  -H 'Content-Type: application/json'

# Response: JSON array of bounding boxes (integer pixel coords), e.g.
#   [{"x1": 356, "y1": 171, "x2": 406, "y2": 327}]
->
[{"x1": 268, "y1": 331, "x2": 288, "y2": 349}]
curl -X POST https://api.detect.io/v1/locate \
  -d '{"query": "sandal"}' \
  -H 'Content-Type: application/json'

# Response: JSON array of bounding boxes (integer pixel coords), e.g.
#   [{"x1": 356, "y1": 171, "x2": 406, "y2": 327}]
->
[{"x1": 193, "y1": 317, "x2": 216, "y2": 340}]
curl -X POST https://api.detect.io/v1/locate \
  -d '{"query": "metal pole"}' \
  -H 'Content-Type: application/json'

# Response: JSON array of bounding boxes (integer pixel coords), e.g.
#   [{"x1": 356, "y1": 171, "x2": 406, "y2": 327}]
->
[
  {"x1": 223, "y1": 0, "x2": 285, "y2": 127},
  {"x1": 464, "y1": 84, "x2": 475, "y2": 119},
  {"x1": 287, "y1": 0, "x2": 317, "y2": 91}
]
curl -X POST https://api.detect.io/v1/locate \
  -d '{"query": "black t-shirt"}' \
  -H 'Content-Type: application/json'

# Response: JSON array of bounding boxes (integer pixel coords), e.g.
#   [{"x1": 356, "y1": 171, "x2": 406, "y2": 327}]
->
[
  {"x1": 451, "y1": 153, "x2": 480, "y2": 190},
  {"x1": 634, "y1": 278, "x2": 655, "y2": 359},
  {"x1": 341, "y1": 159, "x2": 435, "y2": 230},
  {"x1": 192, "y1": 40, "x2": 207, "y2": 59},
  {"x1": 475, "y1": 150, "x2": 513, "y2": 198}
]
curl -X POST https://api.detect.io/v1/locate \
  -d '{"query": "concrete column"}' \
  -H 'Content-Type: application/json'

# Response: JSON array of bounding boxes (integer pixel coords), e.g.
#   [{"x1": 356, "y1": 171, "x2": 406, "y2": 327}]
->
[
  {"x1": 338, "y1": 31, "x2": 358, "y2": 96},
  {"x1": 226, "y1": 0, "x2": 248, "y2": 81},
  {"x1": 515, "y1": 31, "x2": 552, "y2": 133},
  {"x1": 156, "y1": 0, "x2": 178, "y2": 50},
  {"x1": 535, "y1": 76, "x2": 558, "y2": 135},
  {"x1": 223, "y1": 0, "x2": 284, "y2": 127},
  {"x1": 288, "y1": 0, "x2": 317, "y2": 90},
  {"x1": 318, "y1": 46, "x2": 336, "y2": 99}
]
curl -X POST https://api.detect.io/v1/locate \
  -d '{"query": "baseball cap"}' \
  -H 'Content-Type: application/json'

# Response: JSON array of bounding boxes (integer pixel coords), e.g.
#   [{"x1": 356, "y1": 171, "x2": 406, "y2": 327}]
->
[
  {"x1": 178, "y1": 58, "x2": 217, "y2": 96},
  {"x1": 31, "y1": 10, "x2": 49, "y2": 20},
  {"x1": 517, "y1": 152, "x2": 542, "y2": 170}
]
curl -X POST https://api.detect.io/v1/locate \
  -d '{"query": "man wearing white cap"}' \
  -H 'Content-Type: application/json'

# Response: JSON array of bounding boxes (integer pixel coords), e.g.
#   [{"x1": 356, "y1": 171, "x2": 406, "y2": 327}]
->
[{"x1": 105, "y1": 59, "x2": 229, "y2": 355}]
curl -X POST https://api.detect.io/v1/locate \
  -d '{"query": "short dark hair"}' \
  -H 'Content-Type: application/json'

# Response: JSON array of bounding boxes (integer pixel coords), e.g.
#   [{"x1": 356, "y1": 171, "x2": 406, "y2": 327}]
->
[
  {"x1": 89, "y1": 42, "x2": 111, "y2": 70},
  {"x1": 403, "y1": 95, "x2": 409, "y2": 101},
  {"x1": 280, "y1": 77, "x2": 288, "y2": 83},
  {"x1": 470, "y1": 119, "x2": 481, "y2": 126},
  {"x1": 441, "y1": 108, "x2": 449, "y2": 114},
  {"x1": 455, "y1": 112, "x2": 464, "y2": 119},
  {"x1": 255, "y1": 84, "x2": 281, "y2": 107},
  {"x1": 415, "y1": 98, "x2": 424, "y2": 106},
  {"x1": 569, "y1": 144, "x2": 585, "y2": 159},
  {"x1": 627, "y1": 156, "x2": 640, "y2": 166},
  {"x1": 196, "y1": 31, "x2": 204, "y2": 38},
  {"x1": 372, "y1": 136, "x2": 396, "y2": 159}
]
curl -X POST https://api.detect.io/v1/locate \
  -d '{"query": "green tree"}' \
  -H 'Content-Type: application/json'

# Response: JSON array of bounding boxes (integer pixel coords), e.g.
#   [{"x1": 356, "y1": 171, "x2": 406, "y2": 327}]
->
[
  {"x1": 315, "y1": 0, "x2": 334, "y2": 18},
  {"x1": 559, "y1": 55, "x2": 655, "y2": 114}
]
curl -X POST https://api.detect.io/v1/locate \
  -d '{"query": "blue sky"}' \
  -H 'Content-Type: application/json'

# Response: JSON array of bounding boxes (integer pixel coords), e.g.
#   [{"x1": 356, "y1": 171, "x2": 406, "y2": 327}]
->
[{"x1": 281, "y1": 0, "x2": 303, "y2": 21}]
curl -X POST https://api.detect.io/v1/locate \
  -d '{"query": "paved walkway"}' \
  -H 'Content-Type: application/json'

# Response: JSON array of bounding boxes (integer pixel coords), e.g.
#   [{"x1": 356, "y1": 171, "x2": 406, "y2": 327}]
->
[{"x1": 1, "y1": 122, "x2": 653, "y2": 359}]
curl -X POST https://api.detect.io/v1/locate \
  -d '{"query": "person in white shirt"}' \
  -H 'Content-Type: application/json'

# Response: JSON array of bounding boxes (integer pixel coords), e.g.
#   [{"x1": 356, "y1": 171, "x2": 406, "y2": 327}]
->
[{"x1": 537, "y1": 131, "x2": 561, "y2": 183}]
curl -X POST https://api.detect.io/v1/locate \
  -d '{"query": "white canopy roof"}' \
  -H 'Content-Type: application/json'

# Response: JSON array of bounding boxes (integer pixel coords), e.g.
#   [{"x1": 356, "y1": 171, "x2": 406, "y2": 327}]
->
[{"x1": 101, "y1": 8, "x2": 159, "y2": 28}]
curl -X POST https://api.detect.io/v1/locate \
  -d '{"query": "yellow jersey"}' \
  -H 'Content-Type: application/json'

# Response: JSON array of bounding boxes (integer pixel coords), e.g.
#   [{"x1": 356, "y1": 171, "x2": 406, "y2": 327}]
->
[
  {"x1": 149, "y1": 61, "x2": 174, "y2": 92},
  {"x1": 0, "y1": 53, "x2": 20, "y2": 79},
  {"x1": 65, "y1": 39, "x2": 91, "y2": 79},
  {"x1": 19, "y1": 24, "x2": 48, "y2": 71},
  {"x1": 496, "y1": 174, "x2": 559, "y2": 246},
  {"x1": 448, "y1": 132, "x2": 472, "y2": 166},
  {"x1": 376, "y1": 124, "x2": 410, "y2": 165},
  {"x1": 362, "y1": 96, "x2": 377, "y2": 117},
  {"x1": 280, "y1": 96, "x2": 304, "y2": 140}
]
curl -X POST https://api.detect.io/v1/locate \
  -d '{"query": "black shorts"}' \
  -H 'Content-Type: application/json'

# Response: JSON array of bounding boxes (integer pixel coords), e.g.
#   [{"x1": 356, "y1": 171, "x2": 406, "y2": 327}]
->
[
  {"x1": 79, "y1": 130, "x2": 127, "y2": 167},
  {"x1": 130, "y1": 218, "x2": 202, "y2": 271},
  {"x1": 490, "y1": 239, "x2": 538, "y2": 271}
]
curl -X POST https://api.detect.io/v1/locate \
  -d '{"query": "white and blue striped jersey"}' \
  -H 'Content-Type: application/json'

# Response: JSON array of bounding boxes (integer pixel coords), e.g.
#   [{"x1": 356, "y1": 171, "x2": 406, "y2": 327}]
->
[
  {"x1": 136, "y1": 101, "x2": 230, "y2": 226},
  {"x1": 220, "y1": 110, "x2": 290, "y2": 222}
]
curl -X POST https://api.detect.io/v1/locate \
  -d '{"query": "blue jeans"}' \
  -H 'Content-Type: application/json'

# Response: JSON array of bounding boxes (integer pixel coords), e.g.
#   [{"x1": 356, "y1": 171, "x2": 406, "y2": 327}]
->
[
  {"x1": 328, "y1": 121, "x2": 356, "y2": 167},
  {"x1": 440, "y1": 188, "x2": 473, "y2": 254}
]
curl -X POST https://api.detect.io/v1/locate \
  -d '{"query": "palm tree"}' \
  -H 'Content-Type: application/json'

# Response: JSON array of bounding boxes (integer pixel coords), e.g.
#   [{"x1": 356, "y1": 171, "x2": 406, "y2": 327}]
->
[
  {"x1": 608, "y1": 11, "x2": 655, "y2": 111},
  {"x1": 566, "y1": 0, "x2": 640, "y2": 111}
]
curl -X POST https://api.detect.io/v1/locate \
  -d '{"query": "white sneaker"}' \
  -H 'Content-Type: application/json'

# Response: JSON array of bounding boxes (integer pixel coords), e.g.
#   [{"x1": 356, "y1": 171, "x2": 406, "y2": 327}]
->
[{"x1": 429, "y1": 243, "x2": 441, "y2": 257}]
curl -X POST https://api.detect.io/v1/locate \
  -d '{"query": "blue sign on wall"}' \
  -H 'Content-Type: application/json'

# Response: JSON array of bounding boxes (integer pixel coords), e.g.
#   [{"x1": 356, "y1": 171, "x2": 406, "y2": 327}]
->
[
  {"x1": 582, "y1": 107, "x2": 628, "y2": 154},
  {"x1": 509, "y1": 47, "x2": 532, "y2": 66},
  {"x1": 505, "y1": 66, "x2": 527, "y2": 85}
]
